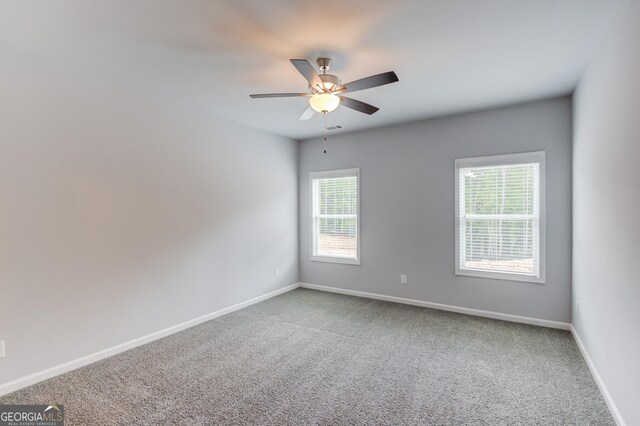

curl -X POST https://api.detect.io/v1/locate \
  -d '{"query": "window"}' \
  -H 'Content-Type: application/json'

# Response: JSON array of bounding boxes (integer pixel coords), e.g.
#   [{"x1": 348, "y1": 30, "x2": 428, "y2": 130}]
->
[
  {"x1": 455, "y1": 152, "x2": 545, "y2": 283},
  {"x1": 310, "y1": 168, "x2": 360, "y2": 264}
]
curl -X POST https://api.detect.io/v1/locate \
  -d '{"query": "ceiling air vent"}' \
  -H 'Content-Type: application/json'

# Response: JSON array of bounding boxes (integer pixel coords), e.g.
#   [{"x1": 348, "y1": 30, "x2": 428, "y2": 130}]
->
[{"x1": 326, "y1": 125, "x2": 343, "y2": 131}]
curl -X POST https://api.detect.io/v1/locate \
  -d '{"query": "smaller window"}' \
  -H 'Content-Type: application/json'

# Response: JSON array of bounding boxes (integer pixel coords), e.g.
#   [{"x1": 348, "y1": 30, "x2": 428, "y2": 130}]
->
[
  {"x1": 455, "y1": 152, "x2": 545, "y2": 283},
  {"x1": 310, "y1": 168, "x2": 360, "y2": 265}
]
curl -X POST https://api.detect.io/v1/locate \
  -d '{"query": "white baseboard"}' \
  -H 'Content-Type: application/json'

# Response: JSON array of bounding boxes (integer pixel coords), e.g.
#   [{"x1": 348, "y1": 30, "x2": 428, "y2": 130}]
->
[
  {"x1": 570, "y1": 326, "x2": 626, "y2": 426},
  {"x1": 0, "y1": 282, "x2": 301, "y2": 397},
  {"x1": 300, "y1": 283, "x2": 627, "y2": 422},
  {"x1": 0, "y1": 282, "x2": 626, "y2": 426},
  {"x1": 299, "y1": 282, "x2": 571, "y2": 330},
  {"x1": 5, "y1": 282, "x2": 621, "y2": 425}
]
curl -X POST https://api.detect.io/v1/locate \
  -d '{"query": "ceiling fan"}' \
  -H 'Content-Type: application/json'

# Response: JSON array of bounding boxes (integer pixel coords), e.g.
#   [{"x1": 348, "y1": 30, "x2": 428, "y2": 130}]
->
[{"x1": 250, "y1": 58, "x2": 399, "y2": 120}]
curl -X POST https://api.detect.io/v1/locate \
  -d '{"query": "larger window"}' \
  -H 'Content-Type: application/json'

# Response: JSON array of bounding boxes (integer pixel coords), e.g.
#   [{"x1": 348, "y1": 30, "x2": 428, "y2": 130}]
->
[
  {"x1": 455, "y1": 152, "x2": 545, "y2": 283},
  {"x1": 310, "y1": 168, "x2": 360, "y2": 265}
]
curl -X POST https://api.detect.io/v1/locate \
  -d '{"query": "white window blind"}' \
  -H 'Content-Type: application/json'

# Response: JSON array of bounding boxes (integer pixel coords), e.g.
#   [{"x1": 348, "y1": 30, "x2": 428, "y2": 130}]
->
[
  {"x1": 455, "y1": 152, "x2": 545, "y2": 283},
  {"x1": 310, "y1": 169, "x2": 360, "y2": 264}
]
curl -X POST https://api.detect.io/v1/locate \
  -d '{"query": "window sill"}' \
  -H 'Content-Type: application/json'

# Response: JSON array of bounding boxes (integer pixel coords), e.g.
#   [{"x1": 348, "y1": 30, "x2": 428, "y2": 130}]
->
[
  {"x1": 455, "y1": 268, "x2": 545, "y2": 284},
  {"x1": 311, "y1": 256, "x2": 360, "y2": 266}
]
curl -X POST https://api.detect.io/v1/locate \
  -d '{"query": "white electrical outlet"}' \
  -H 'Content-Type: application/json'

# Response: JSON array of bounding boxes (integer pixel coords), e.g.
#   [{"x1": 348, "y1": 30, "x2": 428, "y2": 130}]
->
[
  {"x1": 575, "y1": 301, "x2": 580, "y2": 314},
  {"x1": 400, "y1": 275, "x2": 407, "y2": 285},
  {"x1": 0, "y1": 340, "x2": 5, "y2": 358},
  {"x1": 275, "y1": 267, "x2": 280, "y2": 277}
]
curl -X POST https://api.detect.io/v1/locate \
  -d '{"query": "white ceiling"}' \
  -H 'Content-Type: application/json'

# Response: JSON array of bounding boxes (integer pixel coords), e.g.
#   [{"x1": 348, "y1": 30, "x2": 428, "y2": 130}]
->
[{"x1": 1, "y1": 0, "x2": 617, "y2": 140}]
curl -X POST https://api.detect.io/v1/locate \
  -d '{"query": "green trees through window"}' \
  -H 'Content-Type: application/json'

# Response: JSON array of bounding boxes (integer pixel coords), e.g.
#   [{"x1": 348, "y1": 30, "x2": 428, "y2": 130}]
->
[
  {"x1": 456, "y1": 152, "x2": 544, "y2": 281},
  {"x1": 311, "y1": 170, "x2": 359, "y2": 263},
  {"x1": 463, "y1": 164, "x2": 536, "y2": 272}
]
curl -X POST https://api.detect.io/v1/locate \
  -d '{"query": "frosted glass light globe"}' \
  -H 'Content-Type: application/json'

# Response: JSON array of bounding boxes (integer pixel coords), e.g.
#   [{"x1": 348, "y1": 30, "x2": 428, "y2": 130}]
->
[{"x1": 309, "y1": 93, "x2": 340, "y2": 113}]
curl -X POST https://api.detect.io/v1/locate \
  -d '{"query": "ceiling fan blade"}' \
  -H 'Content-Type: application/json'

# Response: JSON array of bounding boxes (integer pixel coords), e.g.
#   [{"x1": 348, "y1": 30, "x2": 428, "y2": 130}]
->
[
  {"x1": 339, "y1": 97, "x2": 379, "y2": 115},
  {"x1": 290, "y1": 59, "x2": 323, "y2": 89},
  {"x1": 299, "y1": 105, "x2": 315, "y2": 120},
  {"x1": 249, "y1": 93, "x2": 311, "y2": 98},
  {"x1": 338, "y1": 71, "x2": 398, "y2": 94}
]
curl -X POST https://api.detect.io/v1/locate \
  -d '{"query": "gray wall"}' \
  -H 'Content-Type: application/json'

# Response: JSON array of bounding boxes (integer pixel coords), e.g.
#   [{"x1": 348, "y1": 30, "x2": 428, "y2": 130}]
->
[
  {"x1": 299, "y1": 98, "x2": 572, "y2": 323},
  {"x1": 0, "y1": 52, "x2": 299, "y2": 385},
  {"x1": 572, "y1": 0, "x2": 640, "y2": 424}
]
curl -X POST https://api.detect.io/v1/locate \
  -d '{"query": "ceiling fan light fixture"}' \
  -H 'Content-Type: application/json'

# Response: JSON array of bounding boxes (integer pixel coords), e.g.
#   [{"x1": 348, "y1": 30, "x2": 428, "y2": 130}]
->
[
  {"x1": 249, "y1": 58, "x2": 398, "y2": 120},
  {"x1": 309, "y1": 93, "x2": 340, "y2": 113},
  {"x1": 319, "y1": 74, "x2": 340, "y2": 92}
]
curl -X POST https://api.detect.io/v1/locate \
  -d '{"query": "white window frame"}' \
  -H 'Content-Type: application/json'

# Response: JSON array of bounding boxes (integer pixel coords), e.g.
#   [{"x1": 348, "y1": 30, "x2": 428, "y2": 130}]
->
[
  {"x1": 310, "y1": 168, "x2": 361, "y2": 265},
  {"x1": 454, "y1": 151, "x2": 546, "y2": 284}
]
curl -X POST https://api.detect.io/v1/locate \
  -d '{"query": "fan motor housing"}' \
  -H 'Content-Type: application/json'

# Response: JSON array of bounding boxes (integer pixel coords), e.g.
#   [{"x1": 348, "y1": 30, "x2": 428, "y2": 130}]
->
[{"x1": 314, "y1": 74, "x2": 340, "y2": 92}]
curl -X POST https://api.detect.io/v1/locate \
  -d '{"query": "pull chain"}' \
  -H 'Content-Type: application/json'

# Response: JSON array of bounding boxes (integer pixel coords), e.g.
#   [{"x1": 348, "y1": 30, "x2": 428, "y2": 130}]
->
[{"x1": 323, "y1": 112, "x2": 327, "y2": 154}]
